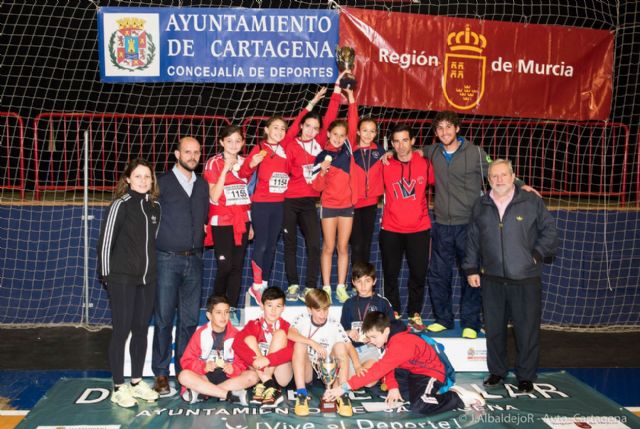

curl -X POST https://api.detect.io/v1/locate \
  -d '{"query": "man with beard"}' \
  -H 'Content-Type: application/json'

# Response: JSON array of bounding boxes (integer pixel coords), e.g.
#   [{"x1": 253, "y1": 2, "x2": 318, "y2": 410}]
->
[{"x1": 152, "y1": 136, "x2": 210, "y2": 395}]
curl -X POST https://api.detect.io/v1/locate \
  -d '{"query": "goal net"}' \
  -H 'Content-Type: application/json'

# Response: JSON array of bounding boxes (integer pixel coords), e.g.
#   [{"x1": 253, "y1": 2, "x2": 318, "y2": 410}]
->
[{"x1": 0, "y1": 0, "x2": 638, "y2": 330}]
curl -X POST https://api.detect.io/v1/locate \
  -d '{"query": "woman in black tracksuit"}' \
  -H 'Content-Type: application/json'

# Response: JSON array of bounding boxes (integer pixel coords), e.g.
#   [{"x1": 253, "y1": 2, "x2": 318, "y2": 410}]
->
[{"x1": 97, "y1": 158, "x2": 161, "y2": 407}]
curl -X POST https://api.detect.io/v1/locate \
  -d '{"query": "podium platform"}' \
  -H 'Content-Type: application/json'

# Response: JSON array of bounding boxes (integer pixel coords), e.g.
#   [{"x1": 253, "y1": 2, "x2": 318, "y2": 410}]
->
[
  {"x1": 241, "y1": 290, "x2": 488, "y2": 372},
  {"x1": 127, "y1": 291, "x2": 487, "y2": 376}
]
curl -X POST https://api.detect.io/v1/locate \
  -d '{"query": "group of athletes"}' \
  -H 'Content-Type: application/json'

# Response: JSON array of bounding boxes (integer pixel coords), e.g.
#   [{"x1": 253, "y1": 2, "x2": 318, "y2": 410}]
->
[{"x1": 96, "y1": 69, "x2": 556, "y2": 415}]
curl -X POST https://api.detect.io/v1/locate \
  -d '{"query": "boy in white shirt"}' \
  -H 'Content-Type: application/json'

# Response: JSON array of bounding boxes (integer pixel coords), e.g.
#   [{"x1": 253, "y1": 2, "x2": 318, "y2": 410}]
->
[{"x1": 288, "y1": 289, "x2": 361, "y2": 417}]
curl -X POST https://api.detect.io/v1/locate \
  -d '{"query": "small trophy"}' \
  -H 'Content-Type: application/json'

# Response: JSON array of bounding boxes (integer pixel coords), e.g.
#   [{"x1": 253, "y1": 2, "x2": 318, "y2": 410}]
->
[
  {"x1": 315, "y1": 355, "x2": 338, "y2": 412},
  {"x1": 336, "y1": 46, "x2": 357, "y2": 90}
]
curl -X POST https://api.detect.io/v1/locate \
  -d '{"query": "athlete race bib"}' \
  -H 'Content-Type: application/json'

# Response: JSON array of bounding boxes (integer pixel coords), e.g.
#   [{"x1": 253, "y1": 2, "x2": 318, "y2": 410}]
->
[
  {"x1": 258, "y1": 342, "x2": 270, "y2": 356},
  {"x1": 223, "y1": 183, "x2": 250, "y2": 205},
  {"x1": 269, "y1": 172, "x2": 289, "y2": 193},
  {"x1": 302, "y1": 164, "x2": 314, "y2": 183}
]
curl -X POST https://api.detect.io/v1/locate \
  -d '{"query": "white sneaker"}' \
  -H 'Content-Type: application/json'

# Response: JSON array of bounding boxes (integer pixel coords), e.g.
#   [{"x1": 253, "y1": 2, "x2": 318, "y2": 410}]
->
[
  {"x1": 286, "y1": 284, "x2": 299, "y2": 301},
  {"x1": 336, "y1": 284, "x2": 349, "y2": 303},
  {"x1": 229, "y1": 389, "x2": 249, "y2": 406},
  {"x1": 322, "y1": 285, "x2": 332, "y2": 304},
  {"x1": 130, "y1": 380, "x2": 159, "y2": 402},
  {"x1": 181, "y1": 386, "x2": 202, "y2": 404},
  {"x1": 450, "y1": 385, "x2": 485, "y2": 408},
  {"x1": 298, "y1": 287, "x2": 314, "y2": 302},
  {"x1": 111, "y1": 385, "x2": 137, "y2": 408}
]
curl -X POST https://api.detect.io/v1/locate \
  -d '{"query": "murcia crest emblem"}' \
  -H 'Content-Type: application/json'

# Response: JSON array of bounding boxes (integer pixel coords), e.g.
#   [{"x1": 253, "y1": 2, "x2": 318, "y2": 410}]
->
[
  {"x1": 108, "y1": 17, "x2": 156, "y2": 72},
  {"x1": 443, "y1": 26, "x2": 487, "y2": 110}
]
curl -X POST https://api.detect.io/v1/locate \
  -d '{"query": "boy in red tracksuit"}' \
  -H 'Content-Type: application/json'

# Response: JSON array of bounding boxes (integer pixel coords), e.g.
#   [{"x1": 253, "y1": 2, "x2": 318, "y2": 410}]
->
[
  {"x1": 379, "y1": 124, "x2": 435, "y2": 326},
  {"x1": 311, "y1": 86, "x2": 358, "y2": 303},
  {"x1": 178, "y1": 295, "x2": 256, "y2": 405},
  {"x1": 242, "y1": 88, "x2": 329, "y2": 305},
  {"x1": 323, "y1": 311, "x2": 485, "y2": 415},
  {"x1": 350, "y1": 118, "x2": 386, "y2": 266},
  {"x1": 232, "y1": 287, "x2": 294, "y2": 408}
]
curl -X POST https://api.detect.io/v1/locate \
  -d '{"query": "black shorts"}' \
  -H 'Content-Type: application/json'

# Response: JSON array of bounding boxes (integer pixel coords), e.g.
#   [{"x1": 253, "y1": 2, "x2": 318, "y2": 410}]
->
[
  {"x1": 320, "y1": 206, "x2": 354, "y2": 219},
  {"x1": 206, "y1": 368, "x2": 229, "y2": 385}
]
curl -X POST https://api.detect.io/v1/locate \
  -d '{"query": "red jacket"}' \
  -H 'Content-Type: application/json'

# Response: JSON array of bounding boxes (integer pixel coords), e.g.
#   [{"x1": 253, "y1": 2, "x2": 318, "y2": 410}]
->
[
  {"x1": 346, "y1": 323, "x2": 446, "y2": 391},
  {"x1": 203, "y1": 154, "x2": 251, "y2": 245},
  {"x1": 284, "y1": 91, "x2": 342, "y2": 199},
  {"x1": 311, "y1": 100, "x2": 358, "y2": 209},
  {"x1": 239, "y1": 141, "x2": 289, "y2": 203},
  {"x1": 352, "y1": 142, "x2": 386, "y2": 209},
  {"x1": 180, "y1": 321, "x2": 247, "y2": 378},
  {"x1": 232, "y1": 317, "x2": 294, "y2": 367},
  {"x1": 381, "y1": 152, "x2": 435, "y2": 233}
]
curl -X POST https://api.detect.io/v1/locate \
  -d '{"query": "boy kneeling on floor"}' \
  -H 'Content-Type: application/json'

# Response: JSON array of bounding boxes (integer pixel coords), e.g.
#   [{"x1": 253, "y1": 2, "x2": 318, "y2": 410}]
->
[
  {"x1": 178, "y1": 295, "x2": 257, "y2": 405},
  {"x1": 323, "y1": 311, "x2": 486, "y2": 415}
]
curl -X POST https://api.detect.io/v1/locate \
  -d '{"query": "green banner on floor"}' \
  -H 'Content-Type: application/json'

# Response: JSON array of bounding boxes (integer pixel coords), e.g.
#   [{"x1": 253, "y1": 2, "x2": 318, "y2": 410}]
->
[{"x1": 17, "y1": 372, "x2": 640, "y2": 429}]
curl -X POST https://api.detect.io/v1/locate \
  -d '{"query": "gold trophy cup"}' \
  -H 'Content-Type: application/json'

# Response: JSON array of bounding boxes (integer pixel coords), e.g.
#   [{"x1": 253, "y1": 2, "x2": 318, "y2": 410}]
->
[
  {"x1": 336, "y1": 46, "x2": 357, "y2": 90},
  {"x1": 315, "y1": 355, "x2": 338, "y2": 412}
]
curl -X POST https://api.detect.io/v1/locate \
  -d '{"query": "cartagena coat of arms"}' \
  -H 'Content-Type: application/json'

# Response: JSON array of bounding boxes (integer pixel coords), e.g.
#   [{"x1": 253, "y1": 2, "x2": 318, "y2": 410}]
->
[{"x1": 108, "y1": 18, "x2": 156, "y2": 71}]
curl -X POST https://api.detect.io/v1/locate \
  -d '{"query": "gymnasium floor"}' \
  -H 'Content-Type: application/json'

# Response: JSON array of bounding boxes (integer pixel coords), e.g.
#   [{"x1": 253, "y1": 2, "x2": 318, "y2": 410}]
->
[{"x1": 1, "y1": 325, "x2": 639, "y2": 428}]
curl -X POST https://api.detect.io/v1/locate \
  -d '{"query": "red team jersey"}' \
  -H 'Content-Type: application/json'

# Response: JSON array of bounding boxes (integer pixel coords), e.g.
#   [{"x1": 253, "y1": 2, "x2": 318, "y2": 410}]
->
[
  {"x1": 311, "y1": 100, "x2": 358, "y2": 209},
  {"x1": 203, "y1": 154, "x2": 251, "y2": 245},
  {"x1": 346, "y1": 328, "x2": 446, "y2": 391},
  {"x1": 284, "y1": 91, "x2": 342, "y2": 199},
  {"x1": 232, "y1": 317, "x2": 294, "y2": 367},
  {"x1": 381, "y1": 152, "x2": 435, "y2": 233},
  {"x1": 180, "y1": 321, "x2": 247, "y2": 378},
  {"x1": 352, "y1": 142, "x2": 386, "y2": 209},
  {"x1": 239, "y1": 141, "x2": 289, "y2": 203}
]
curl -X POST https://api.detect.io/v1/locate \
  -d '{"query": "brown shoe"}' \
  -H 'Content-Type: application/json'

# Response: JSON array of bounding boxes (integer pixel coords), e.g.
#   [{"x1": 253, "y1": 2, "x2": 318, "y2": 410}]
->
[{"x1": 153, "y1": 375, "x2": 170, "y2": 395}]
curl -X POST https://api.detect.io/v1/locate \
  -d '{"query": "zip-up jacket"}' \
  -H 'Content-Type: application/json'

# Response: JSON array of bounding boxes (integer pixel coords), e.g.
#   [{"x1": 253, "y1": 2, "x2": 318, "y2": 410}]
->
[
  {"x1": 232, "y1": 317, "x2": 294, "y2": 367},
  {"x1": 422, "y1": 138, "x2": 490, "y2": 226},
  {"x1": 346, "y1": 320, "x2": 445, "y2": 391},
  {"x1": 97, "y1": 189, "x2": 161, "y2": 286},
  {"x1": 284, "y1": 91, "x2": 341, "y2": 199},
  {"x1": 340, "y1": 294, "x2": 394, "y2": 348},
  {"x1": 463, "y1": 187, "x2": 558, "y2": 281},
  {"x1": 238, "y1": 140, "x2": 289, "y2": 203},
  {"x1": 180, "y1": 321, "x2": 247, "y2": 378},
  {"x1": 203, "y1": 154, "x2": 251, "y2": 246},
  {"x1": 311, "y1": 99, "x2": 358, "y2": 208},
  {"x1": 352, "y1": 142, "x2": 386, "y2": 208}
]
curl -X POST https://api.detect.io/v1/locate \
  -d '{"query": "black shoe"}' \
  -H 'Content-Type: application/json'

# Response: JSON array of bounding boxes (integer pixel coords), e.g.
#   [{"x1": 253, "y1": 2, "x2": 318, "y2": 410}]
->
[
  {"x1": 518, "y1": 380, "x2": 534, "y2": 393},
  {"x1": 483, "y1": 374, "x2": 503, "y2": 387}
]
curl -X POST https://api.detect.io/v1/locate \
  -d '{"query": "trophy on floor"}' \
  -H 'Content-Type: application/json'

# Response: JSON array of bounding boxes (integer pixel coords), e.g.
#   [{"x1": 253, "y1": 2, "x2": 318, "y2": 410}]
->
[
  {"x1": 315, "y1": 355, "x2": 338, "y2": 412},
  {"x1": 336, "y1": 46, "x2": 357, "y2": 90}
]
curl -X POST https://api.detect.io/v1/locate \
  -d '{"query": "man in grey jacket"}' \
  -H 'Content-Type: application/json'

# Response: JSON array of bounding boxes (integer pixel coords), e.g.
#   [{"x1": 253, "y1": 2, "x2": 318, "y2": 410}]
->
[
  {"x1": 463, "y1": 159, "x2": 558, "y2": 393},
  {"x1": 422, "y1": 111, "x2": 538, "y2": 339}
]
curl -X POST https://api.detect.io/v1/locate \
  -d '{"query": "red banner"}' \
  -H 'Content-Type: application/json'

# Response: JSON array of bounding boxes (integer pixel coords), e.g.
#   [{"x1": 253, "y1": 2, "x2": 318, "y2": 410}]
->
[{"x1": 339, "y1": 8, "x2": 613, "y2": 120}]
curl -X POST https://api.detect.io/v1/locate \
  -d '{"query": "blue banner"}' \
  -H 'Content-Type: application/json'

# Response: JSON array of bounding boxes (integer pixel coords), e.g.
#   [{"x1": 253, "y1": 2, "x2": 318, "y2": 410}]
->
[{"x1": 98, "y1": 7, "x2": 339, "y2": 83}]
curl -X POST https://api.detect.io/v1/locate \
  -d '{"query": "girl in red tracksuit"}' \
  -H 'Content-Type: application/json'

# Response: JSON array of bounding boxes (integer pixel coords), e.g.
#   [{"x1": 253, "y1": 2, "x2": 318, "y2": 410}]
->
[
  {"x1": 241, "y1": 89, "x2": 328, "y2": 305},
  {"x1": 282, "y1": 79, "x2": 345, "y2": 300},
  {"x1": 350, "y1": 118, "x2": 386, "y2": 266},
  {"x1": 311, "y1": 87, "x2": 358, "y2": 303},
  {"x1": 203, "y1": 125, "x2": 259, "y2": 308}
]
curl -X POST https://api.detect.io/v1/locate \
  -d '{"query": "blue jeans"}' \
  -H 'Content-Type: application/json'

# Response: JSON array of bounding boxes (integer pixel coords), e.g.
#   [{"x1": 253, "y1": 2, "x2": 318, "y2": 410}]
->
[
  {"x1": 152, "y1": 250, "x2": 203, "y2": 376},
  {"x1": 428, "y1": 223, "x2": 482, "y2": 330}
]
